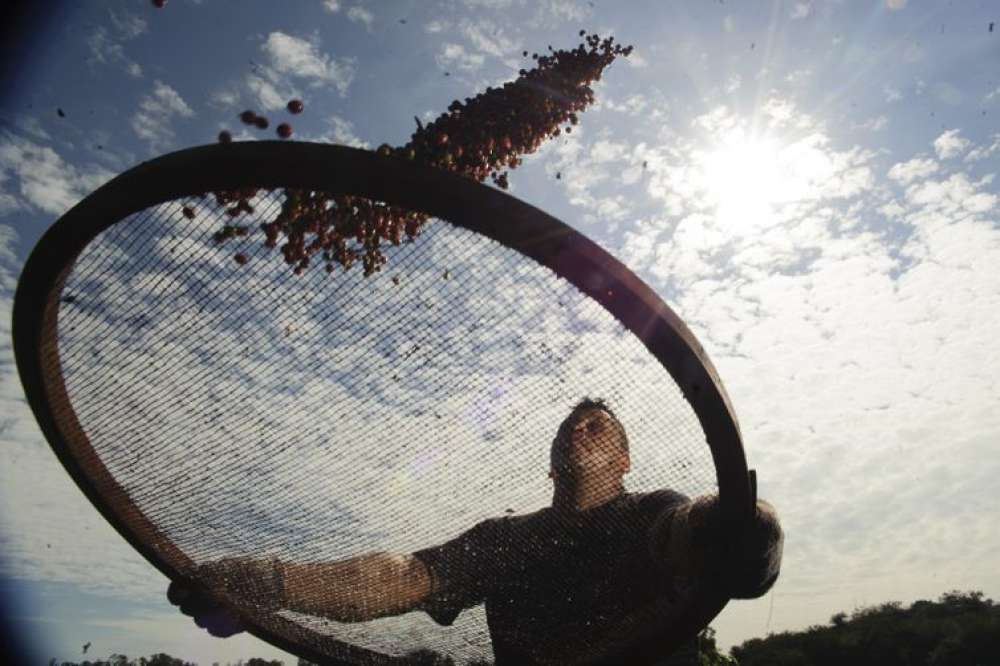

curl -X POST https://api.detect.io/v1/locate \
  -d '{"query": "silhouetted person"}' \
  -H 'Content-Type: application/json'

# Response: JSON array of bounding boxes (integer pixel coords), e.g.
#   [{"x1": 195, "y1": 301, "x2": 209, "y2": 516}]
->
[{"x1": 169, "y1": 398, "x2": 783, "y2": 665}]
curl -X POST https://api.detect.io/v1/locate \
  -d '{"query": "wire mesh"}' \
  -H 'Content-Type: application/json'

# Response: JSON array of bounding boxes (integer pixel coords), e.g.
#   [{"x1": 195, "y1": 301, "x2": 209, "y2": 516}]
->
[{"x1": 54, "y1": 190, "x2": 718, "y2": 664}]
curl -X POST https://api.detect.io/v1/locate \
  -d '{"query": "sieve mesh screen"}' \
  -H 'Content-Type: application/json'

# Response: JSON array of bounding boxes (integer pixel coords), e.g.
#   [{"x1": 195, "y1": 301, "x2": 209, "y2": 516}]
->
[{"x1": 51, "y1": 190, "x2": 717, "y2": 664}]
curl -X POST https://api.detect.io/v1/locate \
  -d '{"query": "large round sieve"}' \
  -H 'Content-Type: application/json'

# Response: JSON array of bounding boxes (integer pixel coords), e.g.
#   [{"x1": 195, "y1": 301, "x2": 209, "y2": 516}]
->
[{"x1": 12, "y1": 142, "x2": 753, "y2": 665}]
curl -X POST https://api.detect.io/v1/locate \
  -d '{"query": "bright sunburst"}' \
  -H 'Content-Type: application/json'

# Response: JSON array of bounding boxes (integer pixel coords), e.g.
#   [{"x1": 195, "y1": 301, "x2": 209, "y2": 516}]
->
[{"x1": 700, "y1": 128, "x2": 786, "y2": 233}]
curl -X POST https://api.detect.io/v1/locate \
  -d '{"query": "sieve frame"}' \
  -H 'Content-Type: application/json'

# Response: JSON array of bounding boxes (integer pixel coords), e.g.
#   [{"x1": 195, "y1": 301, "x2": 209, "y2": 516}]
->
[{"x1": 12, "y1": 141, "x2": 752, "y2": 665}]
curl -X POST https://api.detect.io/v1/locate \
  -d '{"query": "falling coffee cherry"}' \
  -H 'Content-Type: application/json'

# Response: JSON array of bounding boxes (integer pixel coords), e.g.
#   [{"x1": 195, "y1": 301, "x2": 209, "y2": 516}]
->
[
  {"x1": 234, "y1": 253, "x2": 248, "y2": 265},
  {"x1": 287, "y1": 99, "x2": 304, "y2": 114},
  {"x1": 254, "y1": 116, "x2": 269, "y2": 130},
  {"x1": 182, "y1": 206, "x2": 195, "y2": 220},
  {"x1": 239, "y1": 110, "x2": 256, "y2": 124},
  {"x1": 212, "y1": 32, "x2": 633, "y2": 279},
  {"x1": 218, "y1": 130, "x2": 232, "y2": 144},
  {"x1": 152, "y1": 0, "x2": 166, "y2": 7}
]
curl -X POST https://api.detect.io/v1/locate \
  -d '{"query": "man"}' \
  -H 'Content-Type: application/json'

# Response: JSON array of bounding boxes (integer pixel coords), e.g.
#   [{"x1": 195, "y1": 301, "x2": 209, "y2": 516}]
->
[{"x1": 169, "y1": 398, "x2": 783, "y2": 664}]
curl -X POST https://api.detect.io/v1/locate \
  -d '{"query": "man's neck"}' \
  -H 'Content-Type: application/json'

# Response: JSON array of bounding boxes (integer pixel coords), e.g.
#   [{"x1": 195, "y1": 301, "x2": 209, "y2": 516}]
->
[{"x1": 551, "y1": 477, "x2": 626, "y2": 512}]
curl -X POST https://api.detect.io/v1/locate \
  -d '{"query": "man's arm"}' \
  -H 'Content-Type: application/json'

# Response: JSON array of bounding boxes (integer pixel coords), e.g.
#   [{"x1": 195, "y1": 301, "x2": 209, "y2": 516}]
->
[
  {"x1": 176, "y1": 551, "x2": 434, "y2": 632},
  {"x1": 649, "y1": 495, "x2": 784, "y2": 600},
  {"x1": 279, "y1": 551, "x2": 433, "y2": 622}
]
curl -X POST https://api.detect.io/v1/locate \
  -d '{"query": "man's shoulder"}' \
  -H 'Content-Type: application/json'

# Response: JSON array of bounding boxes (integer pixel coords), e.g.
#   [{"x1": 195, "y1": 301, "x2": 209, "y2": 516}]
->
[{"x1": 629, "y1": 488, "x2": 690, "y2": 511}]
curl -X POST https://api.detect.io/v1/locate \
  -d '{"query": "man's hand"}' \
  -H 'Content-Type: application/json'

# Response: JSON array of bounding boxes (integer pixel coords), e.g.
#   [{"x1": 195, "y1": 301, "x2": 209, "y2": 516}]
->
[
  {"x1": 167, "y1": 577, "x2": 245, "y2": 638},
  {"x1": 167, "y1": 556, "x2": 286, "y2": 637},
  {"x1": 688, "y1": 496, "x2": 783, "y2": 599}
]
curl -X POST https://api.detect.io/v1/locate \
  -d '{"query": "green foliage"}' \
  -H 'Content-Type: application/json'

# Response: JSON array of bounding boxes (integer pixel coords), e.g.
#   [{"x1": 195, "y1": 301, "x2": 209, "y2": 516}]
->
[
  {"x1": 730, "y1": 590, "x2": 1000, "y2": 666},
  {"x1": 51, "y1": 655, "x2": 228, "y2": 666},
  {"x1": 698, "y1": 627, "x2": 738, "y2": 666}
]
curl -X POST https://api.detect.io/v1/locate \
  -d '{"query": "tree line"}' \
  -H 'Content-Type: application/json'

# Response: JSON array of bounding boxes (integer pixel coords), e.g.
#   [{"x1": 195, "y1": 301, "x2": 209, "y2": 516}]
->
[
  {"x1": 729, "y1": 590, "x2": 999, "y2": 666},
  {"x1": 48, "y1": 590, "x2": 999, "y2": 665}
]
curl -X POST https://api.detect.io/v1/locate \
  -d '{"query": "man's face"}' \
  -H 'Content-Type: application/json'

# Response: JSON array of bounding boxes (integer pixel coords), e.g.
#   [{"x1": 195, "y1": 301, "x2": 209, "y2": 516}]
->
[{"x1": 561, "y1": 408, "x2": 629, "y2": 478}]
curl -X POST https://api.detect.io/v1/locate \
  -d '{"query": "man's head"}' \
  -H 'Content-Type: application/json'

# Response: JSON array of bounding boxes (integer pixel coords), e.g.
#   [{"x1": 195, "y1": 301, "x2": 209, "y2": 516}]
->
[{"x1": 549, "y1": 398, "x2": 630, "y2": 486}]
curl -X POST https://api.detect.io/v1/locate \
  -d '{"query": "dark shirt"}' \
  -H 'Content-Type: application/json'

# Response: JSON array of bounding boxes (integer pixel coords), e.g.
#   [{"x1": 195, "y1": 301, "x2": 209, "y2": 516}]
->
[{"x1": 413, "y1": 489, "x2": 692, "y2": 665}]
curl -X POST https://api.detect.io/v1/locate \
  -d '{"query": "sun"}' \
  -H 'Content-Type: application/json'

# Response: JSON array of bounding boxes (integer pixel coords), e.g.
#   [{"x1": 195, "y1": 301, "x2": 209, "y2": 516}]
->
[{"x1": 699, "y1": 128, "x2": 786, "y2": 233}]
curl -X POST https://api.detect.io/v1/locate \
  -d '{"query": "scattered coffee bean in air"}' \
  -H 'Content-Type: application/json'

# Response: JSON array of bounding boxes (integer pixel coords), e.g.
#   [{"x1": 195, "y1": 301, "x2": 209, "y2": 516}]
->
[
  {"x1": 217, "y1": 130, "x2": 232, "y2": 144},
  {"x1": 212, "y1": 32, "x2": 633, "y2": 278},
  {"x1": 152, "y1": 0, "x2": 166, "y2": 7},
  {"x1": 240, "y1": 110, "x2": 256, "y2": 125},
  {"x1": 254, "y1": 116, "x2": 269, "y2": 130},
  {"x1": 57, "y1": 108, "x2": 65, "y2": 118}
]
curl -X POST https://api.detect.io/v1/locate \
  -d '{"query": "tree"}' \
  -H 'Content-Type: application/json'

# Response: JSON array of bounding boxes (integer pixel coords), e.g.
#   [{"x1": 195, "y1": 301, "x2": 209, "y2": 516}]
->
[
  {"x1": 697, "y1": 627, "x2": 738, "y2": 666},
  {"x1": 730, "y1": 590, "x2": 999, "y2": 666}
]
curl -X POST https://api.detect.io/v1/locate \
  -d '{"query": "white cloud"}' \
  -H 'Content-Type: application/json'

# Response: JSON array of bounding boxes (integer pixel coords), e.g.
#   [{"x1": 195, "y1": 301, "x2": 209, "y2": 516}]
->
[
  {"x1": 87, "y1": 27, "x2": 143, "y2": 78},
  {"x1": 109, "y1": 9, "x2": 148, "y2": 40},
  {"x1": 529, "y1": 0, "x2": 589, "y2": 27},
  {"x1": 784, "y1": 68, "x2": 812, "y2": 86},
  {"x1": 933, "y1": 81, "x2": 963, "y2": 106},
  {"x1": 0, "y1": 133, "x2": 115, "y2": 216},
  {"x1": 590, "y1": 139, "x2": 628, "y2": 164},
  {"x1": 933, "y1": 129, "x2": 970, "y2": 160},
  {"x1": 626, "y1": 51, "x2": 648, "y2": 68},
  {"x1": 323, "y1": 0, "x2": 341, "y2": 12},
  {"x1": 245, "y1": 70, "x2": 295, "y2": 111},
  {"x1": 458, "y1": 18, "x2": 521, "y2": 63},
  {"x1": 856, "y1": 115, "x2": 888, "y2": 132},
  {"x1": 791, "y1": 2, "x2": 812, "y2": 20},
  {"x1": 903, "y1": 172, "x2": 997, "y2": 214},
  {"x1": 130, "y1": 80, "x2": 194, "y2": 150},
  {"x1": 209, "y1": 87, "x2": 240, "y2": 109},
  {"x1": 436, "y1": 43, "x2": 485, "y2": 72},
  {"x1": 86, "y1": 9, "x2": 147, "y2": 77},
  {"x1": 965, "y1": 134, "x2": 1000, "y2": 163},
  {"x1": 887, "y1": 157, "x2": 938, "y2": 185},
  {"x1": 261, "y1": 31, "x2": 355, "y2": 97},
  {"x1": 9, "y1": 115, "x2": 50, "y2": 141},
  {"x1": 347, "y1": 6, "x2": 374, "y2": 31},
  {"x1": 884, "y1": 85, "x2": 902, "y2": 103},
  {"x1": 985, "y1": 86, "x2": 1000, "y2": 104},
  {"x1": 461, "y1": 0, "x2": 515, "y2": 7},
  {"x1": 316, "y1": 114, "x2": 369, "y2": 148},
  {"x1": 723, "y1": 15, "x2": 736, "y2": 33},
  {"x1": 425, "y1": 19, "x2": 450, "y2": 33},
  {"x1": 600, "y1": 93, "x2": 655, "y2": 117},
  {"x1": 886, "y1": 0, "x2": 907, "y2": 9}
]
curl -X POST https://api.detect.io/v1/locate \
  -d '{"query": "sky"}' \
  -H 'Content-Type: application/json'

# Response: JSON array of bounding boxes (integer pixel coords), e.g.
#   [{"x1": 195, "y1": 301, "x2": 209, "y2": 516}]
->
[{"x1": 0, "y1": 0, "x2": 998, "y2": 664}]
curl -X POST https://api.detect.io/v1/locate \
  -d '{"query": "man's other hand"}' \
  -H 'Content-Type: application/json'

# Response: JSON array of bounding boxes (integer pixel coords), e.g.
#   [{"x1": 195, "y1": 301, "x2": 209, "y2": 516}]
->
[
  {"x1": 689, "y1": 497, "x2": 784, "y2": 599},
  {"x1": 167, "y1": 577, "x2": 245, "y2": 638}
]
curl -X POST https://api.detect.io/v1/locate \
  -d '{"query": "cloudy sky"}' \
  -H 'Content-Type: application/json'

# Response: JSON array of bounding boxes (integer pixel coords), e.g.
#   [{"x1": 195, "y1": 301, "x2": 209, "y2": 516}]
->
[{"x1": 1, "y1": 0, "x2": 998, "y2": 663}]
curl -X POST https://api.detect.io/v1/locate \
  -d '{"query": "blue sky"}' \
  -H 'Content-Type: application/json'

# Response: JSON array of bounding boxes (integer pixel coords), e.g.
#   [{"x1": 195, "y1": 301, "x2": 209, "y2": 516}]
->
[{"x1": 1, "y1": 0, "x2": 999, "y2": 664}]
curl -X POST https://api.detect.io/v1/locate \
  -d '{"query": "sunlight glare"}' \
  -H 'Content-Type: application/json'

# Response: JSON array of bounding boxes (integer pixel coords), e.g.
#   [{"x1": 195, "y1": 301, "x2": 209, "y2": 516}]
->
[{"x1": 700, "y1": 129, "x2": 786, "y2": 234}]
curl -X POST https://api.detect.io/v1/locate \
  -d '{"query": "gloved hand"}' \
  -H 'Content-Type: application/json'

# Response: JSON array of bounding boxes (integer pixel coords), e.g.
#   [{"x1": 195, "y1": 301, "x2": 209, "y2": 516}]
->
[
  {"x1": 688, "y1": 496, "x2": 783, "y2": 599},
  {"x1": 167, "y1": 576, "x2": 245, "y2": 638},
  {"x1": 167, "y1": 556, "x2": 286, "y2": 637}
]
